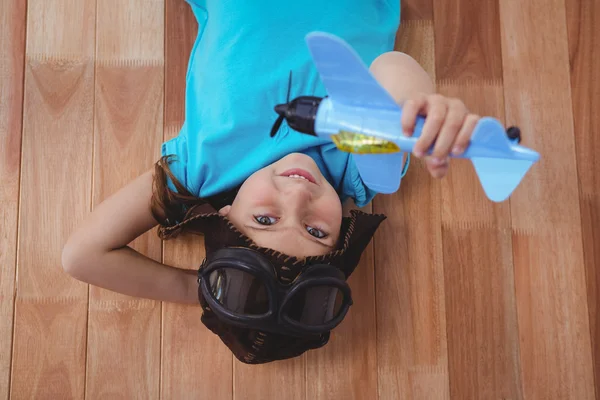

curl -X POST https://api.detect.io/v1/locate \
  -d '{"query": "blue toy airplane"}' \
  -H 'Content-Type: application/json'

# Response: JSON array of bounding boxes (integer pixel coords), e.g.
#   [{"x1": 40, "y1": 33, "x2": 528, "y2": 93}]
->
[{"x1": 270, "y1": 32, "x2": 540, "y2": 202}]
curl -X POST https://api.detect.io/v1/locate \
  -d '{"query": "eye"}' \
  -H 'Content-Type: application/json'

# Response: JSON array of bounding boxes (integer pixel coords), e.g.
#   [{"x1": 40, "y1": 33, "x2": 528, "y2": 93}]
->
[
  {"x1": 254, "y1": 215, "x2": 278, "y2": 225},
  {"x1": 306, "y1": 226, "x2": 328, "y2": 239}
]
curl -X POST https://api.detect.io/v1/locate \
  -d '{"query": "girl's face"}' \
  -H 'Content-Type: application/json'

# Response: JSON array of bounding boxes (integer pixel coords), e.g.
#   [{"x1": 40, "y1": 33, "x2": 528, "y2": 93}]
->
[{"x1": 219, "y1": 153, "x2": 343, "y2": 258}]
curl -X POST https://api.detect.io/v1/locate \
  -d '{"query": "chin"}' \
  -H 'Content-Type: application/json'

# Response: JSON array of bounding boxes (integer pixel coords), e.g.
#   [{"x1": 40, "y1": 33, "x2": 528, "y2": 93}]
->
[{"x1": 280, "y1": 152, "x2": 315, "y2": 164}]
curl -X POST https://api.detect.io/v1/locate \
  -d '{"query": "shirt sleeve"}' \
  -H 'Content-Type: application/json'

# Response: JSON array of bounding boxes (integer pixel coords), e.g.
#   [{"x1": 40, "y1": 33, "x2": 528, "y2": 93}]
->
[
  {"x1": 185, "y1": 0, "x2": 206, "y2": 9},
  {"x1": 343, "y1": 158, "x2": 378, "y2": 208}
]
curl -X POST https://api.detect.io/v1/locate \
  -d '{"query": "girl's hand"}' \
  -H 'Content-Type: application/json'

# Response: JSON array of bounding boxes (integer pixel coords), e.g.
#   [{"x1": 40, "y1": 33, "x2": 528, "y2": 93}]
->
[{"x1": 401, "y1": 93, "x2": 480, "y2": 179}]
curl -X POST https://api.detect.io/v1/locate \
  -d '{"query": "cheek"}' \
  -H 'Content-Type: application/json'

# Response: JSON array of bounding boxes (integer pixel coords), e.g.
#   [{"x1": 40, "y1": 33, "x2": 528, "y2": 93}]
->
[
  {"x1": 318, "y1": 191, "x2": 343, "y2": 222},
  {"x1": 234, "y1": 173, "x2": 276, "y2": 206}
]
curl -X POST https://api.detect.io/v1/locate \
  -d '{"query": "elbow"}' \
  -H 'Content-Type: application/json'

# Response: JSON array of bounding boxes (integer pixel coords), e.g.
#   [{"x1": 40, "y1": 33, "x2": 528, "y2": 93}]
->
[
  {"x1": 370, "y1": 51, "x2": 435, "y2": 102},
  {"x1": 61, "y1": 236, "x2": 95, "y2": 282}
]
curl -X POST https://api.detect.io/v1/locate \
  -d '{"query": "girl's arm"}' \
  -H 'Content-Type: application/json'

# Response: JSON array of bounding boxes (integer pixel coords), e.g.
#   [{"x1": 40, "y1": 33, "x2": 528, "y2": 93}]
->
[
  {"x1": 370, "y1": 51, "x2": 435, "y2": 102},
  {"x1": 370, "y1": 51, "x2": 479, "y2": 179},
  {"x1": 61, "y1": 168, "x2": 199, "y2": 304}
]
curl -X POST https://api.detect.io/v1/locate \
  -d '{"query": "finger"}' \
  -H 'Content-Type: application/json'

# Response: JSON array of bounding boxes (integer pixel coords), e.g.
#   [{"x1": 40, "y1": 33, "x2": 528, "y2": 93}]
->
[
  {"x1": 413, "y1": 95, "x2": 447, "y2": 157},
  {"x1": 431, "y1": 99, "x2": 467, "y2": 160},
  {"x1": 425, "y1": 155, "x2": 449, "y2": 168},
  {"x1": 430, "y1": 165, "x2": 449, "y2": 179},
  {"x1": 401, "y1": 93, "x2": 427, "y2": 136},
  {"x1": 451, "y1": 113, "x2": 480, "y2": 155},
  {"x1": 425, "y1": 156, "x2": 449, "y2": 178}
]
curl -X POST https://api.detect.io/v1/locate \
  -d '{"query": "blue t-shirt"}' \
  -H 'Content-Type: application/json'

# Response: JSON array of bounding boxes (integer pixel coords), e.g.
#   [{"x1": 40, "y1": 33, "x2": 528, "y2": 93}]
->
[{"x1": 162, "y1": 0, "x2": 401, "y2": 208}]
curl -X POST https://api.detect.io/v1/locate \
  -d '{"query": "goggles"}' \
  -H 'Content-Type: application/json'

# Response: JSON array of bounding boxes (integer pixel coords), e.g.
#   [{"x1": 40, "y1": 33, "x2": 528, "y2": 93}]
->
[{"x1": 197, "y1": 247, "x2": 353, "y2": 337}]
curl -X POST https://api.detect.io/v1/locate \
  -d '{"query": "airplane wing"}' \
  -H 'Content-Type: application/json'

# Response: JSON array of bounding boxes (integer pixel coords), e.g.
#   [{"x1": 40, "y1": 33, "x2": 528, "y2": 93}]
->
[
  {"x1": 305, "y1": 32, "x2": 406, "y2": 194},
  {"x1": 305, "y1": 32, "x2": 400, "y2": 111}
]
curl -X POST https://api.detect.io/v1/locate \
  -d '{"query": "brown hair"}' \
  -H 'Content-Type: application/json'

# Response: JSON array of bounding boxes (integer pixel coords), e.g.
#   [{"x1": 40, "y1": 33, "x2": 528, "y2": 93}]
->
[{"x1": 150, "y1": 155, "x2": 209, "y2": 233}]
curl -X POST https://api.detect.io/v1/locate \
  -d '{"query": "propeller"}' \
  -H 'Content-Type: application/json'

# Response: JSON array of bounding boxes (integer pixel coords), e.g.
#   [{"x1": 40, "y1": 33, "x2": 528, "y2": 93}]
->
[{"x1": 270, "y1": 71, "x2": 293, "y2": 137}]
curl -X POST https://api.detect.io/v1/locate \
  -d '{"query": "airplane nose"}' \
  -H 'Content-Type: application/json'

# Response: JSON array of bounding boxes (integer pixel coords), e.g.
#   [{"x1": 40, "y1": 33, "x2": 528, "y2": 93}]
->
[{"x1": 275, "y1": 103, "x2": 289, "y2": 116}]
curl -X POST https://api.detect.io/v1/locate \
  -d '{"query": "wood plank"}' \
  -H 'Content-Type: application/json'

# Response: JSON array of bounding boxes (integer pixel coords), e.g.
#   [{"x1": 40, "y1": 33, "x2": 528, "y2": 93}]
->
[
  {"x1": 0, "y1": 0, "x2": 26, "y2": 397},
  {"x1": 374, "y1": 10, "x2": 450, "y2": 399},
  {"x1": 432, "y1": 0, "x2": 524, "y2": 397},
  {"x1": 374, "y1": 165, "x2": 449, "y2": 400},
  {"x1": 10, "y1": 0, "x2": 96, "y2": 398},
  {"x1": 234, "y1": 358, "x2": 305, "y2": 400},
  {"x1": 401, "y1": 0, "x2": 432, "y2": 21},
  {"x1": 160, "y1": 2, "x2": 233, "y2": 398},
  {"x1": 565, "y1": 0, "x2": 600, "y2": 394},
  {"x1": 436, "y1": 84, "x2": 524, "y2": 399},
  {"x1": 305, "y1": 204, "x2": 377, "y2": 400},
  {"x1": 433, "y1": 0, "x2": 503, "y2": 82},
  {"x1": 499, "y1": 0, "x2": 596, "y2": 398},
  {"x1": 85, "y1": 0, "x2": 164, "y2": 398}
]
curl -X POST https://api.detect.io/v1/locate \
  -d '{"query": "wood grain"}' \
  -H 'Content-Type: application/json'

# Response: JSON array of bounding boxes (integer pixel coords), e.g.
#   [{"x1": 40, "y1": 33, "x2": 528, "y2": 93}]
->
[
  {"x1": 11, "y1": 300, "x2": 89, "y2": 400},
  {"x1": 10, "y1": 0, "x2": 96, "y2": 397},
  {"x1": 437, "y1": 83, "x2": 523, "y2": 400},
  {"x1": 565, "y1": 0, "x2": 600, "y2": 395},
  {"x1": 234, "y1": 358, "x2": 305, "y2": 400},
  {"x1": 433, "y1": 0, "x2": 503, "y2": 83},
  {"x1": 375, "y1": 10, "x2": 450, "y2": 399},
  {"x1": 161, "y1": 300, "x2": 233, "y2": 399},
  {"x1": 0, "y1": 0, "x2": 26, "y2": 397},
  {"x1": 400, "y1": 0, "x2": 433, "y2": 21},
  {"x1": 499, "y1": 0, "x2": 595, "y2": 398},
  {"x1": 85, "y1": 0, "x2": 164, "y2": 398},
  {"x1": 374, "y1": 164, "x2": 449, "y2": 400},
  {"x1": 161, "y1": 2, "x2": 233, "y2": 398},
  {"x1": 432, "y1": 0, "x2": 524, "y2": 397},
  {"x1": 306, "y1": 205, "x2": 378, "y2": 400}
]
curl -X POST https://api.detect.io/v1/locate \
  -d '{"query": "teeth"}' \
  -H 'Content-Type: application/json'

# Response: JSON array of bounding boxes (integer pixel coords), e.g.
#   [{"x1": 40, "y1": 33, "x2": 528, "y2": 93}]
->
[{"x1": 287, "y1": 174, "x2": 307, "y2": 180}]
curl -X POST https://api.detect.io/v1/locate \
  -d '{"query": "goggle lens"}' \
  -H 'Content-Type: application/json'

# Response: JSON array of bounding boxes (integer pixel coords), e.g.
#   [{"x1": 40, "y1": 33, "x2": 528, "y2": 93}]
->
[
  {"x1": 208, "y1": 268, "x2": 269, "y2": 315},
  {"x1": 285, "y1": 285, "x2": 346, "y2": 326}
]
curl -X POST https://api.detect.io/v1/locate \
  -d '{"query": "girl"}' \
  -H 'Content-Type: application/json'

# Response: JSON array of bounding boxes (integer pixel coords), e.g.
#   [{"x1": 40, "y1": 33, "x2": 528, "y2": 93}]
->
[{"x1": 62, "y1": 0, "x2": 480, "y2": 364}]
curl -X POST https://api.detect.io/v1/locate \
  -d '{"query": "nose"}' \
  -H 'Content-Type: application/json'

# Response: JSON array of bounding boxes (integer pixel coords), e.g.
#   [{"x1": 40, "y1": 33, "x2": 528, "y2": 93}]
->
[{"x1": 281, "y1": 180, "x2": 314, "y2": 206}]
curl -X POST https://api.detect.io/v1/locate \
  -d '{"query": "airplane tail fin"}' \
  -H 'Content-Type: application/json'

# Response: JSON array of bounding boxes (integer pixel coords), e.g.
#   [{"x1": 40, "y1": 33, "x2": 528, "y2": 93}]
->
[
  {"x1": 466, "y1": 118, "x2": 539, "y2": 202},
  {"x1": 472, "y1": 157, "x2": 536, "y2": 202}
]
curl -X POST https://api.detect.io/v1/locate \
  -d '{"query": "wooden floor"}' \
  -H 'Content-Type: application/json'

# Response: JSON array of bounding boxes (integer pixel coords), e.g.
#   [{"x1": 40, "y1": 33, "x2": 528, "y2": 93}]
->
[{"x1": 1, "y1": 0, "x2": 598, "y2": 398}]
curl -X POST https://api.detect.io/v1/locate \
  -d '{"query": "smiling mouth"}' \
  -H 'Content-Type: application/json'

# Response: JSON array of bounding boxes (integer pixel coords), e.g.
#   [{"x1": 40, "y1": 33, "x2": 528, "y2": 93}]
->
[{"x1": 279, "y1": 168, "x2": 317, "y2": 184}]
